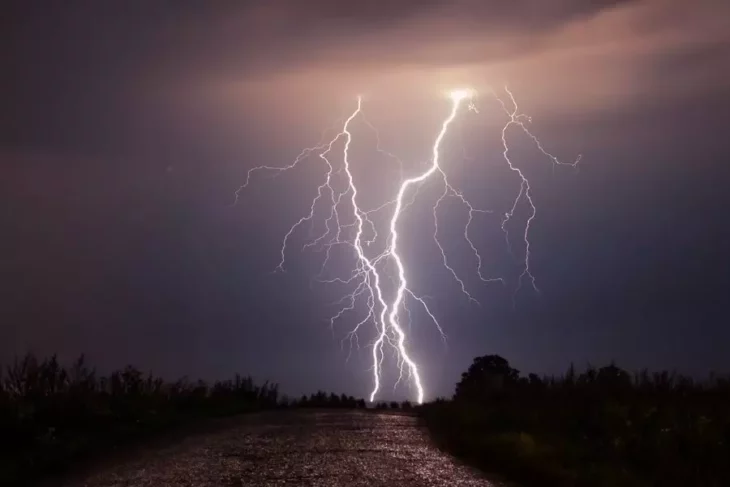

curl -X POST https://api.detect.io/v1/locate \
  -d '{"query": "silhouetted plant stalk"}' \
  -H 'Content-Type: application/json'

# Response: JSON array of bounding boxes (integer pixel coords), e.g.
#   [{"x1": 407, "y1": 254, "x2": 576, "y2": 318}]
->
[{"x1": 0, "y1": 353, "x2": 366, "y2": 486}]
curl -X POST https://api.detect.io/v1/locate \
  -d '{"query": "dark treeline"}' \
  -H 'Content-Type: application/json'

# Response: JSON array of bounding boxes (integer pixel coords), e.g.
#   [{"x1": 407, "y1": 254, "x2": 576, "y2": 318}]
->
[
  {"x1": 0, "y1": 353, "x2": 364, "y2": 486},
  {"x1": 287, "y1": 395, "x2": 413, "y2": 411},
  {"x1": 421, "y1": 355, "x2": 730, "y2": 487},
  {"x1": 372, "y1": 400, "x2": 413, "y2": 410},
  {"x1": 288, "y1": 390, "x2": 366, "y2": 409}
]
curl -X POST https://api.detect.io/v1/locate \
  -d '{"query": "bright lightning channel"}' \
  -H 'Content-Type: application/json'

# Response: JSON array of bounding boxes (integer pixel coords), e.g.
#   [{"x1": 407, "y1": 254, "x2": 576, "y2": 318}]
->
[{"x1": 235, "y1": 87, "x2": 579, "y2": 404}]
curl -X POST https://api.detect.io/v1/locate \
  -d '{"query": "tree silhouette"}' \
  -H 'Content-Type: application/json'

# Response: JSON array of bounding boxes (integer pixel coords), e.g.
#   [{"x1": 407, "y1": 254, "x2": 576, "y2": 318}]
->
[
  {"x1": 596, "y1": 363, "x2": 632, "y2": 390},
  {"x1": 454, "y1": 354, "x2": 520, "y2": 401},
  {"x1": 423, "y1": 355, "x2": 730, "y2": 487}
]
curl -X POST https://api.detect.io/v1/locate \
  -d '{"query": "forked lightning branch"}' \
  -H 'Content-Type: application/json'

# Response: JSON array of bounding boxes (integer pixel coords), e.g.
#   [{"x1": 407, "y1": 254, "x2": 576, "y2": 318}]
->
[{"x1": 236, "y1": 88, "x2": 579, "y2": 404}]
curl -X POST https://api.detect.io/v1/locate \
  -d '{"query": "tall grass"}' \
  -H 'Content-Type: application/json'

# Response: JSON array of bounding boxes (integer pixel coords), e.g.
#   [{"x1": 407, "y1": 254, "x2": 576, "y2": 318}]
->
[{"x1": 0, "y1": 353, "x2": 361, "y2": 485}]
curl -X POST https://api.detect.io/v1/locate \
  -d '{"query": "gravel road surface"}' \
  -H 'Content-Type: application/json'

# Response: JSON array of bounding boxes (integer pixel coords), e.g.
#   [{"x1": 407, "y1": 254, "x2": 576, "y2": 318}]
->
[{"x1": 64, "y1": 410, "x2": 503, "y2": 486}]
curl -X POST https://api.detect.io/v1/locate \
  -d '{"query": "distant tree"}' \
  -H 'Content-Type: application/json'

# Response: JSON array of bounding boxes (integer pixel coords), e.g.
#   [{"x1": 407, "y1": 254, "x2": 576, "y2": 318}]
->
[
  {"x1": 527, "y1": 373, "x2": 544, "y2": 389},
  {"x1": 389, "y1": 401, "x2": 399, "y2": 409},
  {"x1": 279, "y1": 395, "x2": 291, "y2": 408},
  {"x1": 596, "y1": 363, "x2": 632, "y2": 391},
  {"x1": 455, "y1": 355, "x2": 520, "y2": 401},
  {"x1": 356, "y1": 398, "x2": 366, "y2": 408},
  {"x1": 578, "y1": 365, "x2": 598, "y2": 386},
  {"x1": 311, "y1": 390, "x2": 326, "y2": 406},
  {"x1": 565, "y1": 362, "x2": 576, "y2": 386},
  {"x1": 401, "y1": 400, "x2": 412, "y2": 410}
]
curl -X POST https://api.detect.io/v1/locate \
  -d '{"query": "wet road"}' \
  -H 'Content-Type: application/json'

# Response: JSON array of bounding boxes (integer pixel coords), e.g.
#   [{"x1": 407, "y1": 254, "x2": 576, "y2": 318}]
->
[{"x1": 65, "y1": 410, "x2": 502, "y2": 486}]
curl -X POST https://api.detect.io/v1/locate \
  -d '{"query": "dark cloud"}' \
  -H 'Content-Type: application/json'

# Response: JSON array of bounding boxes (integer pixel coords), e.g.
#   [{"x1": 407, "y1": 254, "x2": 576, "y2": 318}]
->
[
  {"x1": 5, "y1": 0, "x2": 727, "y2": 149},
  {"x1": 2, "y1": 0, "x2": 638, "y2": 90}
]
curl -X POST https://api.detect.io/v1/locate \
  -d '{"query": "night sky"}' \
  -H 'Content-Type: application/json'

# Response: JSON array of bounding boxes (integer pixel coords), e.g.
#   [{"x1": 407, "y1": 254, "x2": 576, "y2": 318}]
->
[{"x1": 3, "y1": 0, "x2": 729, "y2": 401}]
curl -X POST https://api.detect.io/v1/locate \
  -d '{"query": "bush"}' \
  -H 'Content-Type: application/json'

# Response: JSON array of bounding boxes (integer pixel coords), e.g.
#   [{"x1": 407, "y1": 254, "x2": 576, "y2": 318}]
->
[{"x1": 421, "y1": 356, "x2": 730, "y2": 487}]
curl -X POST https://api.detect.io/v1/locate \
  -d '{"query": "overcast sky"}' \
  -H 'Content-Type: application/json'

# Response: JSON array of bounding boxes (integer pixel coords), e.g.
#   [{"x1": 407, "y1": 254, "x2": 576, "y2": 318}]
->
[{"x1": 3, "y1": 0, "x2": 729, "y2": 400}]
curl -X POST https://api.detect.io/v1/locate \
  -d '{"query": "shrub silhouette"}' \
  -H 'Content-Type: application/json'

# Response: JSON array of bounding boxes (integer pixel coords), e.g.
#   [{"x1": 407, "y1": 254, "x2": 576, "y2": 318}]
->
[{"x1": 423, "y1": 355, "x2": 730, "y2": 487}]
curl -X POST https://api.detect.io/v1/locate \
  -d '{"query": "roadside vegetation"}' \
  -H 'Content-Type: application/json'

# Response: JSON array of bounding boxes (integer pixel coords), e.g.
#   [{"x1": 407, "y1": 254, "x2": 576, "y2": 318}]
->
[
  {"x1": 0, "y1": 353, "x2": 365, "y2": 486},
  {"x1": 420, "y1": 355, "x2": 730, "y2": 487}
]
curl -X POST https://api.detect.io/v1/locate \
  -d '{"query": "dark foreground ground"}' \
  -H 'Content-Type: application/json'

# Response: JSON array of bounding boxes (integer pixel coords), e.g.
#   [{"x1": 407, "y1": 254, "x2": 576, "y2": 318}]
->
[{"x1": 56, "y1": 410, "x2": 504, "y2": 487}]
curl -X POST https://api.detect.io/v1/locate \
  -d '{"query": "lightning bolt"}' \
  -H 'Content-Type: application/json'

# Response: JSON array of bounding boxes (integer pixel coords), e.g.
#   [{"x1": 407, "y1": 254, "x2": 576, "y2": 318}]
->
[
  {"x1": 236, "y1": 86, "x2": 578, "y2": 404},
  {"x1": 494, "y1": 87, "x2": 581, "y2": 302}
]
